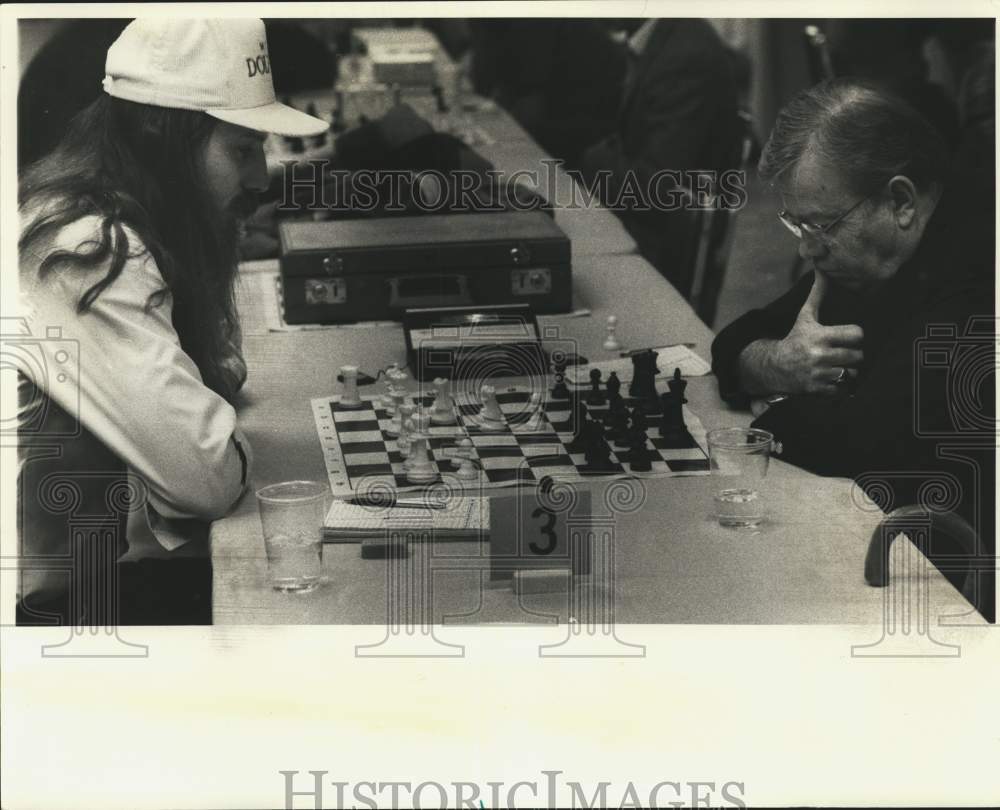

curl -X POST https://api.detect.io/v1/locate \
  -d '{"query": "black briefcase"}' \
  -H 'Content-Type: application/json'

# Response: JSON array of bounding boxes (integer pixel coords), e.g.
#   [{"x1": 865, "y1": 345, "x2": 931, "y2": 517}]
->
[{"x1": 278, "y1": 210, "x2": 572, "y2": 324}]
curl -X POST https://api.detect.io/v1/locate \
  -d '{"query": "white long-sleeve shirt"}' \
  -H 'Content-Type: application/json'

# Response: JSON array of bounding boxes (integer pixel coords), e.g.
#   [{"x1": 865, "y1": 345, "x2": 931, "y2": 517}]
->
[{"x1": 18, "y1": 213, "x2": 252, "y2": 560}]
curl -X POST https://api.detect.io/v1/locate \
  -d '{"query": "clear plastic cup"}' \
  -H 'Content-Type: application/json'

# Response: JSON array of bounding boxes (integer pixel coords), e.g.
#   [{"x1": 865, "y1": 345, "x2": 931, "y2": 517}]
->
[
  {"x1": 707, "y1": 428, "x2": 773, "y2": 528},
  {"x1": 256, "y1": 481, "x2": 327, "y2": 592}
]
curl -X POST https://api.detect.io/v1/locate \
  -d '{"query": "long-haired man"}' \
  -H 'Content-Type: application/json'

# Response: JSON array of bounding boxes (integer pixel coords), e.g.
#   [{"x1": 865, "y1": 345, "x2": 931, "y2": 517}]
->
[{"x1": 16, "y1": 18, "x2": 327, "y2": 624}]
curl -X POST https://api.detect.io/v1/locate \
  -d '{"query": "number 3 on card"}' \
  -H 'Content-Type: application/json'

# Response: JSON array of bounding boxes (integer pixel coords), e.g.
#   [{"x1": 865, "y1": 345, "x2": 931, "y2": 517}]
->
[
  {"x1": 489, "y1": 488, "x2": 591, "y2": 580},
  {"x1": 529, "y1": 507, "x2": 557, "y2": 555}
]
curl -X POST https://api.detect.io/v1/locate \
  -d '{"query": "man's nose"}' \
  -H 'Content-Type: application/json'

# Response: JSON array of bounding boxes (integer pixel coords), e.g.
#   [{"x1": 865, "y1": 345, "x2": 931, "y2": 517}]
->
[{"x1": 798, "y1": 233, "x2": 828, "y2": 261}]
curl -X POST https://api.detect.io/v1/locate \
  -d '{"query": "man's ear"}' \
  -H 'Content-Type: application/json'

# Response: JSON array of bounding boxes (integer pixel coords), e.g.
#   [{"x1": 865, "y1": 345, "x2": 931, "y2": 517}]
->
[{"x1": 887, "y1": 175, "x2": 919, "y2": 228}]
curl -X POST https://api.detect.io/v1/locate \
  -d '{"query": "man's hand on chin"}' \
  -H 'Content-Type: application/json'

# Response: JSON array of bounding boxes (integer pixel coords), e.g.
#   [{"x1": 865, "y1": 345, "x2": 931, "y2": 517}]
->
[{"x1": 739, "y1": 272, "x2": 865, "y2": 398}]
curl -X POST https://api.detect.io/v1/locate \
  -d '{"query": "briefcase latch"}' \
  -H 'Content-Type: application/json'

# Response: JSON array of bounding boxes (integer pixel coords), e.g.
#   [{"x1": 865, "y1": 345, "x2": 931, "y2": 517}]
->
[
  {"x1": 511, "y1": 267, "x2": 552, "y2": 296},
  {"x1": 305, "y1": 278, "x2": 347, "y2": 305},
  {"x1": 322, "y1": 254, "x2": 345, "y2": 275},
  {"x1": 509, "y1": 243, "x2": 531, "y2": 265}
]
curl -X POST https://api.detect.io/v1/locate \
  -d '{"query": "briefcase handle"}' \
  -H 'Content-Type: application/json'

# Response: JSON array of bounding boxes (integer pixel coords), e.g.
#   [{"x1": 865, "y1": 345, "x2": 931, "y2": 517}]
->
[{"x1": 387, "y1": 274, "x2": 473, "y2": 310}]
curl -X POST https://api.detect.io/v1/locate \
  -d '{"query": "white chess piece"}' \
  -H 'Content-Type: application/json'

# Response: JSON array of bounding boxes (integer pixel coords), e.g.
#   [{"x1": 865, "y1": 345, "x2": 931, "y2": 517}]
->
[
  {"x1": 479, "y1": 384, "x2": 504, "y2": 427},
  {"x1": 384, "y1": 392, "x2": 407, "y2": 437},
  {"x1": 405, "y1": 433, "x2": 438, "y2": 483},
  {"x1": 456, "y1": 457, "x2": 479, "y2": 480},
  {"x1": 402, "y1": 418, "x2": 419, "y2": 471},
  {"x1": 396, "y1": 404, "x2": 415, "y2": 458},
  {"x1": 603, "y1": 315, "x2": 622, "y2": 352},
  {"x1": 522, "y1": 392, "x2": 546, "y2": 431},
  {"x1": 431, "y1": 377, "x2": 457, "y2": 425},
  {"x1": 411, "y1": 409, "x2": 432, "y2": 434},
  {"x1": 339, "y1": 365, "x2": 364, "y2": 408},
  {"x1": 385, "y1": 364, "x2": 410, "y2": 402},
  {"x1": 451, "y1": 437, "x2": 474, "y2": 468}
]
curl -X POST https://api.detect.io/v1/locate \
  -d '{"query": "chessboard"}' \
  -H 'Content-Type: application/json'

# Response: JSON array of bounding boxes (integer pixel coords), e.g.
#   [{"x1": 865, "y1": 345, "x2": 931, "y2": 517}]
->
[{"x1": 311, "y1": 385, "x2": 710, "y2": 499}]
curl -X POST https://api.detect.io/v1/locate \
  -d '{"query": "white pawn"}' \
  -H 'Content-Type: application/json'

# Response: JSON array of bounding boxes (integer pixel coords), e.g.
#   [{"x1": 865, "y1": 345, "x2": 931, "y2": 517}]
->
[
  {"x1": 479, "y1": 384, "x2": 504, "y2": 427},
  {"x1": 456, "y1": 457, "x2": 479, "y2": 481},
  {"x1": 603, "y1": 315, "x2": 622, "y2": 352},
  {"x1": 384, "y1": 392, "x2": 407, "y2": 437},
  {"x1": 431, "y1": 377, "x2": 457, "y2": 425},
  {"x1": 452, "y1": 437, "x2": 474, "y2": 468},
  {"x1": 405, "y1": 434, "x2": 438, "y2": 484},
  {"x1": 339, "y1": 365, "x2": 364, "y2": 408}
]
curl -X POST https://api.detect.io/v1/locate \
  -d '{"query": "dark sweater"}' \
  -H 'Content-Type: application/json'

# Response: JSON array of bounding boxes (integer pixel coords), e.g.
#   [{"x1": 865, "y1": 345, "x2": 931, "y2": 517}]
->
[{"x1": 712, "y1": 184, "x2": 995, "y2": 620}]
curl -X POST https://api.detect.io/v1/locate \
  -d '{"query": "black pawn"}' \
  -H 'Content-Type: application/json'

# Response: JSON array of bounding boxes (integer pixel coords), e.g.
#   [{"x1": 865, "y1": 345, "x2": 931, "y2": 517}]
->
[
  {"x1": 606, "y1": 371, "x2": 622, "y2": 401},
  {"x1": 586, "y1": 368, "x2": 605, "y2": 406},
  {"x1": 627, "y1": 434, "x2": 652, "y2": 472}
]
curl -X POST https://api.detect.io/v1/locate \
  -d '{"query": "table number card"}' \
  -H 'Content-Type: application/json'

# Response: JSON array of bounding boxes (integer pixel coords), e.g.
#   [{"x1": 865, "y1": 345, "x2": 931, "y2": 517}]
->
[{"x1": 489, "y1": 482, "x2": 592, "y2": 581}]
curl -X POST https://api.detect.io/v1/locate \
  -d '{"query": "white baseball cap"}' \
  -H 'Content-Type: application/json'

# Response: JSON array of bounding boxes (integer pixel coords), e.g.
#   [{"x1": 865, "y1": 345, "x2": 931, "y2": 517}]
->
[{"x1": 103, "y1": 18, "x2": 328, "y2": 137}]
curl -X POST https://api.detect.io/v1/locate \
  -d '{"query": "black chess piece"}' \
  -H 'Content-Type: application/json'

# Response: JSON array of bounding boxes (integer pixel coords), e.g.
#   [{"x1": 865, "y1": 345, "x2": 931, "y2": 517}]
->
[
  {"x1": 606, "y1": 406, "x2": 628, "y2": 442},
  {"x1": 608, "y1": 390, "x2": 626, "y2": 416},
  {"x1": 606, "y1": 371, "x2": 621, "y2": 401},
  {"x1": 610, "y1": 408, "x2": 631, "y2": 448},
  {"x1": 586, "y1": 368, "x2": 605, "y2": 406},
  {"x1": 667, "y1": 367, "x2": 688, "y2": 403},
  {"x1": 659, "y1": 369, "x2": 689, "y2": 442},
  {"x1": 627, "y1": 433, "x2": 652, "y2": 472},
  {"x1": 583, "y1": 420, "x2": 614, "y2": 473},
  {"x1": 659, "y1": 391, "x2": 691, "y2": 446},
  {"x1": 566, "y1": 398, "x2": 590, "y2": 451},
  {"x1": 629, "y1": 350, "x2": 661, "y2": 414},
  {"x1": 630, "y1": 408, "x2": 648, "y2": 437},
  {"x1": 551, "y1": 360, "x2": 570, "y2": 400}
]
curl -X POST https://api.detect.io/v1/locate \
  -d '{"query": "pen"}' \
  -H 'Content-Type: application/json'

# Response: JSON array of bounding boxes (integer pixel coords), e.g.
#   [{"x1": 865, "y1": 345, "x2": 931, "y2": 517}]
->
[
  {"x1": 345, "y1": 496, "x2": 446, "y2": 510},
  {"x1": 619, "y1": 343, "x2": 696, "y2": 357}
]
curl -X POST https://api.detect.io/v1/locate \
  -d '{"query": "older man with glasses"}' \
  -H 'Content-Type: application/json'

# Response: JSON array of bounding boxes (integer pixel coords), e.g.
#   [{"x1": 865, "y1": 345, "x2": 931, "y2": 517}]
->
[{"x1": 711, "y1": 78, "x2": 994, "y2": 620}]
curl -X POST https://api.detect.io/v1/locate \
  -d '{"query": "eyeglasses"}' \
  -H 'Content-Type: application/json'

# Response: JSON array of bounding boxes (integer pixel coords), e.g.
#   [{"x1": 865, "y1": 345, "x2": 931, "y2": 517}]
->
[{"x1": 778, "y1": 193, "x2": 874, "y2": 240}]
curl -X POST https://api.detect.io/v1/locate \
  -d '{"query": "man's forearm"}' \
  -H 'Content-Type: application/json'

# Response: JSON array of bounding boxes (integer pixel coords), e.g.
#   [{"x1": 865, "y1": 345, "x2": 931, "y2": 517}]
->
[{"x1": 737, "y1": 339, "x2": 788, "y2": 397}]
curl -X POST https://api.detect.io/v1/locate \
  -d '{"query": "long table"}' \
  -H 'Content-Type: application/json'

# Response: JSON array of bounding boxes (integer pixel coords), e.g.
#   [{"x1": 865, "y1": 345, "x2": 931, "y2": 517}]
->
[
  {"x1": 213, "y1": 249, "x2": 978, "y2": 625},
  {"x1": 215, "y1": 84, "x2": 980, "y2": 626}
]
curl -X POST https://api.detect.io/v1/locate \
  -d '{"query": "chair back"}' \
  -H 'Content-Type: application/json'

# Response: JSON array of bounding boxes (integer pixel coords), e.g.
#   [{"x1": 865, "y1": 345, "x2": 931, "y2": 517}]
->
[{"x1": 688, "y1": 110, "x2": 756, "y2": 326}]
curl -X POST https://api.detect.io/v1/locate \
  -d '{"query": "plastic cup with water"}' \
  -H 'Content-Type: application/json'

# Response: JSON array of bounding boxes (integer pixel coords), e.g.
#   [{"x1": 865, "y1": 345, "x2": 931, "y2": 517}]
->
[
  {"x1": 707, "y1": 428, "x2": 773, "y2": 528},
  {"x1": 256, "y1": 480, "x2": 327, "y2": 592}
]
